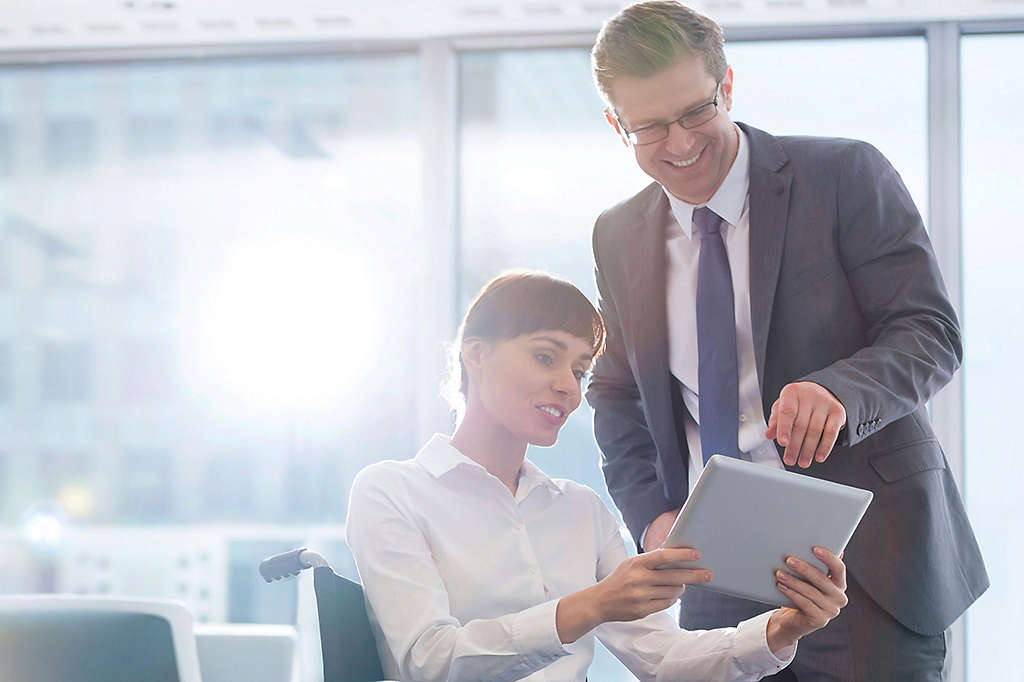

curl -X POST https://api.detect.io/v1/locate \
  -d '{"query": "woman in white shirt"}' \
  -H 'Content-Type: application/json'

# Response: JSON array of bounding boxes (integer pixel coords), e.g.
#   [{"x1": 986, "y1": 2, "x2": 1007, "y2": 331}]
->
[{"x1": 346, "y1": 271, "x2": 848, "y2": 682}]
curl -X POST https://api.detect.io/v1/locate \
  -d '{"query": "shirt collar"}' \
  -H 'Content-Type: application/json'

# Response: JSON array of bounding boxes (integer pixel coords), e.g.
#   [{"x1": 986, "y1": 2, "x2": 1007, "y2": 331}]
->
[
  {"x1": 415, "y1": 433, "x2": 473, "y2": 478},
  {"x1": 415, "y1": 434, "x2": 562, "y2": 498},
  {"x1": 516, "y1": 458, "x2": 563, "y2": 499},
  {"x1": 665, "y1": 124, "x2": 750, "y2": 239}
]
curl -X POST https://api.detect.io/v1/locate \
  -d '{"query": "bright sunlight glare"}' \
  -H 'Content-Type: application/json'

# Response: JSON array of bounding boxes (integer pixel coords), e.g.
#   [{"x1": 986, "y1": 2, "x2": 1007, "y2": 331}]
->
[{"x1": 197, "y1": 241, "x2": 376, "y2": 410}]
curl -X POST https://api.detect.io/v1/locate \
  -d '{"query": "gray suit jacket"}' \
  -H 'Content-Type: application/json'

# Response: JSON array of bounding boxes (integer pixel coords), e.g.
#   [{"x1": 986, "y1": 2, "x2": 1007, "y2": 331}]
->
[{"x1": 586, "y1": 122, "x2": 988, "y2": 636}]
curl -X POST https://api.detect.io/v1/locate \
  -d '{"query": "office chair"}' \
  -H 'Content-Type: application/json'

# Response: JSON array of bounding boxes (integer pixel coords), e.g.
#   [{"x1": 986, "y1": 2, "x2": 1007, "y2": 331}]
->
[
  {"x1": 0, "y1": 595, "x2": 202, "y2": 682},
  {"x1": 260, "y1": 548, "x2": 388, "y2": 682}
]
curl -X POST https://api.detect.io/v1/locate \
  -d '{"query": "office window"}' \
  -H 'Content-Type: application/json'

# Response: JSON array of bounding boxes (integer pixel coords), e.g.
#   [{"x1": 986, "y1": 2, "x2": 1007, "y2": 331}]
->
[
  {"x1": 0, "y1": 120, "x2": 13, "y2": 176},
  {"x1": 208, "y1": 111, "x2": 262, "y2": 148},
  {"x1": 36, "y1": 450, "x2": 93, "y2": 501},
  {"x1": 0, "y1": 234, "x2": 10, "y2": 288},
  {"x1": 44, "y1": 117, "x2": 96, "y2": 171},
  {"x1": 40, "y1": 340, "x2": 92, "y2": 403},
  {"x1": 0, "y1": 52, "x2": 421, "y2": 518},
  {"x1": 0, "y1": 452, "x2": 8, "y2": 519},
  {"x1": 124, "y1": 113, "x2": 180, "y2": 160},
  {"x1": 962, "y1": 33, "x2": 1024, "y2": 682},
  {"x1": 0, "y1": 55, "x2": 422, "y2": 645},
  {"x1": 120, "y1": 338, "x2": 174, "y2": 403},
  {"x1": 200, "y1": 453, "x2": 257, "y2": 520},
  {"x1": 117, "y1": 449, "x2": 173, "y2": 520},
  {"x1": 459, "y1": 47, "x2": 649, "y2": 497},
  {"x1": 0, "y1": 340, "x2": 10, "y2": 402},
  {"x1": 726, "y1": 37, "x2": 928, "y2": 219},
  {"x1": 284, "y1": 450, "x2": 346, "y2": 521}
]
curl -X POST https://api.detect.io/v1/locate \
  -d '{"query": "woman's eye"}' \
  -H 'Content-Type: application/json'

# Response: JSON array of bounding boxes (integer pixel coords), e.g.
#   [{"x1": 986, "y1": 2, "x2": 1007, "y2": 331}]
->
[{"x1": 535, "y1": 353, "x2": 554, "y2": 366}]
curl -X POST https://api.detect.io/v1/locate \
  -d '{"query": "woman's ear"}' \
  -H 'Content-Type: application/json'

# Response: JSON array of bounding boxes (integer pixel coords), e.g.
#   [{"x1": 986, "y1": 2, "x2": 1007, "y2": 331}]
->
[{"x1": 461, "y1": 337, "x2": 487, "y2": 377}]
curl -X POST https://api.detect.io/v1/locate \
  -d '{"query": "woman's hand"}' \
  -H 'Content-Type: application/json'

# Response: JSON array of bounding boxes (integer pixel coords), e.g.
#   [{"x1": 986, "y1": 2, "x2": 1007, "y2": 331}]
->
[
  {"x1": 598, "y1": 547, "x2": 713, "y2": 621},
  {"x1": 766, "y1": 547, "x2": 848, "y2": 656},
  {"x1": 556, "y1": 547, "x2": 711, "y2": 643}
]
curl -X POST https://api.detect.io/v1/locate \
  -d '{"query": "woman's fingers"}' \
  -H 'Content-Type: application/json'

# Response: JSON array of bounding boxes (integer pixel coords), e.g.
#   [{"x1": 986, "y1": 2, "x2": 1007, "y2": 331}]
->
[
  {"x1": 649, "y1": 567, "x2": 713, "y2": 586},
  {"x1": 777, "y1": 569, "x2": 835, "y2": 615},
  {"x1": 778, "y1": 559, "x2": 847, "y2": 618},
  {"x1": 640, "y1": 547, "x2": 701, "y2": 568},
  {"x1": 646, "y1": 585, "x2": 687, "y2": 600},
  {"x1": 784, "y1": 555, "x2": 845, "y2": 598},
  {"x1": 813, "y1": 547, "x2": 848, "y2": 589},
  {"x1": 777, "y1": 580, "x2": 830, "y2": 628}
]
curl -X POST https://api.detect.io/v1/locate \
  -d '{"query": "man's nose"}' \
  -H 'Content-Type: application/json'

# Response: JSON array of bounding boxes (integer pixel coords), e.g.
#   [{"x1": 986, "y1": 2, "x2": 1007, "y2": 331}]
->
[{"x1": 663, "y1": 120, "x2": 697, "y2": 154}]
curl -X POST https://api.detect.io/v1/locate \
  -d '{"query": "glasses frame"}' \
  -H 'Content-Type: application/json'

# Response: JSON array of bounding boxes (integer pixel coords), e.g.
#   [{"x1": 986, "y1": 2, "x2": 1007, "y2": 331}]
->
[{"x1": 618, "y1": 79, "x2": 723, "y2": 147}]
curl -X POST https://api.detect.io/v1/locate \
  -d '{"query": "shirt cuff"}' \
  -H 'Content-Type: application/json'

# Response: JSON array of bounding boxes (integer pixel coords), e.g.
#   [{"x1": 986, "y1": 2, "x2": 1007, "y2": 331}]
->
[
  {"x1": 510, "y1": 598, "x2": 570, "y2": 664},
  {"x1": 639, "y1": 524, "x2": 650, "y2": 552},
  {"x1": 733, "y1": 610, "x2": 796, "y2": 676}
]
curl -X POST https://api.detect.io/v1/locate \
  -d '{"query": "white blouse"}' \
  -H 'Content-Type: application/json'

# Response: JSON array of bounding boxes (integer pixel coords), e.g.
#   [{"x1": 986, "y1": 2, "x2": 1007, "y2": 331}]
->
[{"x1": 346, "y1": 434, "x2": 793, "y2": 682}]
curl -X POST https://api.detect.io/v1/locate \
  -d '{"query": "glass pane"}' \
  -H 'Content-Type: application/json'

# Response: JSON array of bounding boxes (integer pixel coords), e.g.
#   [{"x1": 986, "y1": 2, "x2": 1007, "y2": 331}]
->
[
  {"x1": 460, "y1": 47, "x2": 649, "y2": 502},
  {"x1": 961, "y1": 33, "x2": 1024, "y2": 682},
  {"x1": 727, "y1": 37, "x2": 928, "y2": 221},
  {"x1": 0, "y1": 54, "x2": 422, "y2": 662}
]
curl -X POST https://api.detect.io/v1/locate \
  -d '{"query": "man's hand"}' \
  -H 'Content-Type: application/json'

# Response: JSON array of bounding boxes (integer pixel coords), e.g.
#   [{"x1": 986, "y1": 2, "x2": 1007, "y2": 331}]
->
[
  {"x1": 642, "y1": 508, "x2": 681, "y2": 553},
  {"x1": 765, "y1": 382, "x2": 846, "y2": 468},
  {"x1": 765, "y1": 548, "x2": 848, "y2": 656}
]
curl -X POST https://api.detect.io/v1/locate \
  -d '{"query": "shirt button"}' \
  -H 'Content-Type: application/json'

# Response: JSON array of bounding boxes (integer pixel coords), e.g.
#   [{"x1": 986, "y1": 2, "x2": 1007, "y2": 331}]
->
[{"x1": 739, "y1": 414, "x2": 747, "y2": 423}]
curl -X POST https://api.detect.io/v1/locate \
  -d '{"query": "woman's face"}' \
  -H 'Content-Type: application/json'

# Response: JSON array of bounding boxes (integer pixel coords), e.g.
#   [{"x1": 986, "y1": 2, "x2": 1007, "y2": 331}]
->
[{"x1": 469, "y1": 329, "x2": 595, "y2": 447}]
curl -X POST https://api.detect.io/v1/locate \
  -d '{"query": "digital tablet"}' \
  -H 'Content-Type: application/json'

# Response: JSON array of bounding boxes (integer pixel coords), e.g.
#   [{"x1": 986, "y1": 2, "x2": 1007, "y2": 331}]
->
[{"x1": 661, "y1": 454, "x2": 872, "y2": 607}]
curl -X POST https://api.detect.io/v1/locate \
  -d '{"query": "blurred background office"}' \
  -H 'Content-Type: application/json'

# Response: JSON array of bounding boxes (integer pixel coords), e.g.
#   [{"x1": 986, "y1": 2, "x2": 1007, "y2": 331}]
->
[{"x1": 0, "y1": 1, "x2": 1020, "y2": 680}]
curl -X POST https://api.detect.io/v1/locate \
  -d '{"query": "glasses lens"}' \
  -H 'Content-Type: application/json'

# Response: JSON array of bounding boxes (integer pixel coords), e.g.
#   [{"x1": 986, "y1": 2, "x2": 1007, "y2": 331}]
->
[
  {"x1": 632, "y1": 125, "x2": 669, "y2": 145},
  {"x1": 681, "y1": 102, "x2": 717, "y2": 129}
]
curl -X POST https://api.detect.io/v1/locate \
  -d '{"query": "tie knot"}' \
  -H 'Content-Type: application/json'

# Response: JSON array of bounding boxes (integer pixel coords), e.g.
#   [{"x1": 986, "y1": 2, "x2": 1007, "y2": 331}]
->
[{"x1": 693, "y1": 206, "x2": 723, "y2": 236}]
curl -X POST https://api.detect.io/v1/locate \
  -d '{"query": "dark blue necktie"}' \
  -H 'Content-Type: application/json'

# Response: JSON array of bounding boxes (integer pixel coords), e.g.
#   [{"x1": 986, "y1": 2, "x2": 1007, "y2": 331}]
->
[{"x1": 694, "y1": 206, "x2": 740, "y2": 463}]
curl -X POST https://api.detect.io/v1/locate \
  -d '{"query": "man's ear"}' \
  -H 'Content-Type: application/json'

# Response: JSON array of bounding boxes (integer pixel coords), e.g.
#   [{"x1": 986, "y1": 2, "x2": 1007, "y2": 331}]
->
[
  {"x1": 605, "y1": 109, "x2": 630, "y2": 148},
  {"x1": 721, "y1": 66, "x2": 734, "y2": 112}
]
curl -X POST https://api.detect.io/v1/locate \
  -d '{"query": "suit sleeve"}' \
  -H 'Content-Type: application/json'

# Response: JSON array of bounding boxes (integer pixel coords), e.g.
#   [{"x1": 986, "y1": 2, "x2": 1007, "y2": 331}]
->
[
  {"x1": 586, "y1": 219, "x2": 674, "y2": 549},
  {"x1": 801, "y1": 141, "x2": 962, "y2": 447}
]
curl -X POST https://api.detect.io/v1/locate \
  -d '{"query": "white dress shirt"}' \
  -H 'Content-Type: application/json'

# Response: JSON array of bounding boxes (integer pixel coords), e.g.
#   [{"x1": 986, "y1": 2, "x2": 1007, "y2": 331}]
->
[
  {"x1": 664, "y1": 126, "x2": 785, "y2": 494},
  {"x1": 346, "y1": 434, "x2": 794, "y2": 682}
]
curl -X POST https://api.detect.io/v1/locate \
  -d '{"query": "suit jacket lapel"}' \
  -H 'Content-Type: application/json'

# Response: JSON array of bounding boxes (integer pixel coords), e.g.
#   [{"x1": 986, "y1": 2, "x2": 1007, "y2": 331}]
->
[
  {"x1": 742, "y1": 123, "x2": 792, "y2": 401},
  {"x1": 626, "y1": 190, "x2": 671, "y2": 403},
  {"x1": 624, "y1": 188, "x2": 686, "y2": 492}
]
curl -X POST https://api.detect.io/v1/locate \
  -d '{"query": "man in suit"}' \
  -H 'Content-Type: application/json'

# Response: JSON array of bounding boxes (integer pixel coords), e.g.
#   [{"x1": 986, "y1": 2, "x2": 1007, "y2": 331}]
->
[{"x1": 585, "y1": 2, "x2": 988, "y2": 680}]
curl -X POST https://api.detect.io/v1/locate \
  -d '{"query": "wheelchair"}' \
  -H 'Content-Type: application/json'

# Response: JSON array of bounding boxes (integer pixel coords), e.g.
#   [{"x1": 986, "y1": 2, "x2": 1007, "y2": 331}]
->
[{"x1": 260, "y1": 548, "x2": 390, "y2": 682}]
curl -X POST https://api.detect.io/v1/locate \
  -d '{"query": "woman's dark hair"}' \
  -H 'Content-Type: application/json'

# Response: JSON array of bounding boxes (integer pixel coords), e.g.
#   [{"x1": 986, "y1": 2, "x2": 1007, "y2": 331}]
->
[{"x1": 445, "y1": 270, "x2": 606, "y2": 414}]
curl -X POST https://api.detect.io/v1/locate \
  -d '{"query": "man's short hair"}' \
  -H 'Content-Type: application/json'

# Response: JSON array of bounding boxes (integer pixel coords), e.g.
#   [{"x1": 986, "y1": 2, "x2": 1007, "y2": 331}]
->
[{"x1": 591, "y1": 1, "x2": 727, "y2": 107}]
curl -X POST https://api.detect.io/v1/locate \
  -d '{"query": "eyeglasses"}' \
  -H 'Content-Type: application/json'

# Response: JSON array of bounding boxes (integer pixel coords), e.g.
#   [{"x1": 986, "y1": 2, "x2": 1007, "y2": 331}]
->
[{"x1": 619, "y1": 80, "x2": 722, "y2": 146}]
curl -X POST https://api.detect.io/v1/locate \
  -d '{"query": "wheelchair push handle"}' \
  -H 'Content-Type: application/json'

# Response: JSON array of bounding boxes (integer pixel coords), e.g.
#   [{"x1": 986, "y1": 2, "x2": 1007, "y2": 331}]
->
[{"x1": 259, "y1": 547, "x2": 329, "y2": 582}]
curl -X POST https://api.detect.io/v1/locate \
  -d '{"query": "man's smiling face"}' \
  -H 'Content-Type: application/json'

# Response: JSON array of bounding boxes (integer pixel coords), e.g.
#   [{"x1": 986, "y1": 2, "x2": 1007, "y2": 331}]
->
[{"x1": 608, "y1": 57, "x2": 738, "y2": 205}]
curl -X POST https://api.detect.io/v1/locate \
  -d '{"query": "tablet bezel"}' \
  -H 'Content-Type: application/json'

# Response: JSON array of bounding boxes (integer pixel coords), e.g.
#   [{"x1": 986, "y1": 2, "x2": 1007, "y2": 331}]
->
[{"x1": 661, "y1": 455, "x2": 872, "y2": 607}]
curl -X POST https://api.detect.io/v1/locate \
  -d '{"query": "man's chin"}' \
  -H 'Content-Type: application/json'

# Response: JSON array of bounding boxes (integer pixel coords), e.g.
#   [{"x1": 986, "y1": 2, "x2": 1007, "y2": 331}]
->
[{"x1": 663, "y1": 179, "x2": 714, "y2": 205}]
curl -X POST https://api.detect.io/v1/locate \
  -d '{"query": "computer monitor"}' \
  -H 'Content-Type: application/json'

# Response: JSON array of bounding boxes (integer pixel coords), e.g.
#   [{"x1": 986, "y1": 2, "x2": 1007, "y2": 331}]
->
[{"x1": 0, "y1": 595, "x2": 201, "y2": 682}]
